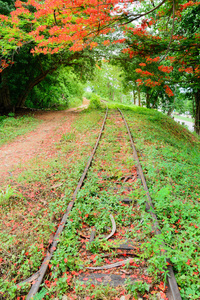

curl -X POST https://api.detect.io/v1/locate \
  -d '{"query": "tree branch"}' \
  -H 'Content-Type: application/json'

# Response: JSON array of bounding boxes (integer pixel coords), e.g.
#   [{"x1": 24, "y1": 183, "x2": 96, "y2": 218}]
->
[
  {"x1": 159, "y1": 0, "x2": 175, "y2": 63},
  {"x1": 122, "y1": 0, "x2": 167, "y2": 25},
  {"x1": 54, "y1": 9, "x2": 58, "y2": 25}
]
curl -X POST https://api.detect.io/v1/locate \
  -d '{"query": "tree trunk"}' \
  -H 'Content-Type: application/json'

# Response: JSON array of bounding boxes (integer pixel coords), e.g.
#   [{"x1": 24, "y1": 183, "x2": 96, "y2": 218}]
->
[
  {"x1": 0, "y1": 84, "x2": 11, "y2": 112},
  {"x1": 133, "y1": 89, "x2": 136, "y2": 105},
  {"x1": 151, "y1": 95, "x2": 158, "y2": 109},
  {"x1": 0, "y1": 73, "x2": 12, "y2": 113},
  {"x1": 194, "y1": 89, "x2": 200, "y2": 135},
  {"x1": 146, "y1": 92, "x2": 150, "y2": 108},
  {"x1": 167, "y1": 105, "x2": 174, "y2": 116},
  {"x1": 17, "y1": 68, "x2": 56, "y2": 107},
  {"x1": 137, "y1": 86, "x2": 141, "y2": 106},
  {"x1": 107, "y1": 83, "x2": 112, "y2": 100},
  {"x1": 193, "y1": 97, "x2": 195, "y2": 117}
]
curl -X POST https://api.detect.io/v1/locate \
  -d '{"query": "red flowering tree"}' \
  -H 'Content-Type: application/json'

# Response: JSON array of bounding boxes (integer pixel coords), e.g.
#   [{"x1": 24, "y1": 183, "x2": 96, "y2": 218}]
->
[{"x1": 115, "y1": 0, "x2": 200, "y2": 133}]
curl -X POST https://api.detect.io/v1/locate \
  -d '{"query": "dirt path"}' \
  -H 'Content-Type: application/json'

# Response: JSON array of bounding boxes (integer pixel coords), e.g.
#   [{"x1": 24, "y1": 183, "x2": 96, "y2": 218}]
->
[{"x1": 0, "y1": 99, "x2": 90, "y2": 184}]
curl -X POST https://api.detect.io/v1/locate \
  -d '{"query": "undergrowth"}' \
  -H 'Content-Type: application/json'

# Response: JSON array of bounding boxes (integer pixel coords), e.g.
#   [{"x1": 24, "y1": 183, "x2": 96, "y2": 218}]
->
[{"x1": 0, "y1": 114, "x2": 41, "y2": 146}]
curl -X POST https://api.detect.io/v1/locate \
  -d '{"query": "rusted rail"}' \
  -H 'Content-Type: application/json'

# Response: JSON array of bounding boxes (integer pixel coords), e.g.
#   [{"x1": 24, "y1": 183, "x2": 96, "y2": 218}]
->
[
  {"x1": 118, "y1": 108, "x2": 182, "y2": 300},
  {"x1": 26, "y1": 109, "x2": 108, "y2": 300}
]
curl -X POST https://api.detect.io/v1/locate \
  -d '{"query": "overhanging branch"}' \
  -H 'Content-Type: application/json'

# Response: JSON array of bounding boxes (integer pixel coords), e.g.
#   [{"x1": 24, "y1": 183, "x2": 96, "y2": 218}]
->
[
  {"x1": 122, "y1": 0, "x2": 167, "y2": 25},
  {"x1": 159, "y1": 0, "x2": 175, "y2": 63}
]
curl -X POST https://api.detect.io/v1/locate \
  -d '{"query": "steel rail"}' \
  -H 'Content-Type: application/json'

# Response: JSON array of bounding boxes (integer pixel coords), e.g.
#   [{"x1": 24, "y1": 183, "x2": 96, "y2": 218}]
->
[
  {"x1": 118, "y1": 108, "x2": 182, "y2": 300},
  {"x1": 26, "y1": 108, "x2": 108, "y2": 300}
]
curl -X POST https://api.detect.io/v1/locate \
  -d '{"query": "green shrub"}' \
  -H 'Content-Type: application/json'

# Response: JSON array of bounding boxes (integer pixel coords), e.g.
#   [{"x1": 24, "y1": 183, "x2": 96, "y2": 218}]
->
[
  {"x1": 83, "y1": 91, "x2": 93, "y2": 99},
  {"x1": 68, "y1": 96, "x2": 82, "y2": 108},
  {"x1": 88, "y1": 94, "x2": 102, "y2": 109}
]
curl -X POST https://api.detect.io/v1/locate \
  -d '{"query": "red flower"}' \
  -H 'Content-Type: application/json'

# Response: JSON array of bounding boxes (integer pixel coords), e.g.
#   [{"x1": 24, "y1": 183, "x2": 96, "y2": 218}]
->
[{"x1": 186, "y1": 259, "x2": 191, "y2": 265}]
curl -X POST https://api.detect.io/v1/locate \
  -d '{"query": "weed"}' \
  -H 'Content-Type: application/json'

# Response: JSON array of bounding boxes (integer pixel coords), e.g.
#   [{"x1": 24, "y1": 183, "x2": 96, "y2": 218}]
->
[
  {"x1": 61, "y1": 132, "x2": 76, "y2": 142},
  {"x1": 0, "y1": 186, "x2": 22, "y2": 206},
  {"x1": 126, "y1": 279, "x2": 150, "y2": 298},
  {"x1": 74, "y1": 281, "x2": 120, "y2": 299}
]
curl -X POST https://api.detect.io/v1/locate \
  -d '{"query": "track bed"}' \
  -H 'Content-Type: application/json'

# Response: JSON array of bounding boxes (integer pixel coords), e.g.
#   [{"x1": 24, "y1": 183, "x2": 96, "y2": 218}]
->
[
  {"x1": 26, "y1": 110, "x2": 181, "y2": 299},
  {"x1": 2, "y1": 107, "x2": 198, "y2": 299}
]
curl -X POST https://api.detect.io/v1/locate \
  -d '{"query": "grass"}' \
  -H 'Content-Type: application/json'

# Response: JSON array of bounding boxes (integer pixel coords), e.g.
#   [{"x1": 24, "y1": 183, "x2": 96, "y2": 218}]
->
[
  {"x1": 68, "y1": 96, "x2": 83, "y2": 108},
  {"x1": 97, "y1": 102, "x2": 200, "y2": 299},
  {"x1": 35, "y1": 110, "x2": 167, "y2": 300},
  {"x1": 173, "y1": 115, "x2": 195, "y2": 123},
  {"x1": 0, "y1": 114, "x2": 41, "y2": 146},
  {"x1": 0, "y1": 104, "x2": 199, "y2": 300},
  {"x1": 0, "y1": 110, "x2": 104, "y2": 299},
  {"x1": 120, "y1": 106, "x2": 200, "y2": 300}
]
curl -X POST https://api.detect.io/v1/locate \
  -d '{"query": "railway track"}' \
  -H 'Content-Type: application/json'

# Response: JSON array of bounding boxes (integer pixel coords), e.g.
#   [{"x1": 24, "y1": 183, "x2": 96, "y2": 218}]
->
[{"x1": 12, "y1": 109, "x2": 181, "y2": 299}]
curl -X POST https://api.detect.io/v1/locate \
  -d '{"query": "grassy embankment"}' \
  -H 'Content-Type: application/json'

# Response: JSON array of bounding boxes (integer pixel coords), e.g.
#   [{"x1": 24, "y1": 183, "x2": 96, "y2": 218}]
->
[{"x1": 109, "y1": 102, "x2": 200, "y2": 300}]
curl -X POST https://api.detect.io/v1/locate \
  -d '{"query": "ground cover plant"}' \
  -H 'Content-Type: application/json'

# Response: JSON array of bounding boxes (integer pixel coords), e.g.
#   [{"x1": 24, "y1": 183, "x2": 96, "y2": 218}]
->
[
  {"x1": 19, "y1": 109, "x2": 175, "y2": 300},
  {"x1": 0, "y1": 105, "x2": 199, "y2": 299},
  {"x1": 121, "y1": 106, "x2": 200, "y2": 299},
  {"x1": 0, "y1": 114, "x2": 41, "y2": 146},
  {"x1": 0, "y1": 110, "x2": 104, "y2": 299}
]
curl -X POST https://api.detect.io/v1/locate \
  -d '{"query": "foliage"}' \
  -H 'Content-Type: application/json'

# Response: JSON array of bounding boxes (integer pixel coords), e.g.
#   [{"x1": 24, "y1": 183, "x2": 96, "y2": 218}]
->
[
  {"x1": 0, "y1": 42, "x2": 92, "y2": 110},
  {"x1": 88, "y1": 94, "x2": 103, "y2": 109},
  {"x1": 0, "y1": 0, "x2": 130, "y2": 58},
  {"x1": 173, "y1": 88, "x2": 194, "y2": 115},
  {"x1": 1, "y1": 44, "x2": 50, "y2": 105},
  {"x1": 88, "y1": 62, "x2": 132, "y2": 104},
  {"x1": 90, "y1": 1, "x2": 199, "y2": 132},
  {"x1": 0, "y1": 186, "x2": 21, "y2": 206},
  {"x1": 0, "y1": 0, "x2": 199, "y2": 133},
  {"x1": 67, "y1": 96, "x2": 83, "y2": 109},
  {"x1": 0, "y1": 0, "x2": 15, "y2": 15},
  {"x1": 126, "y1": 279, "x2": 150, "y2": 297},
  {"x1": 26, "y1": 67, "x2": 84, "y2": 109}
]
